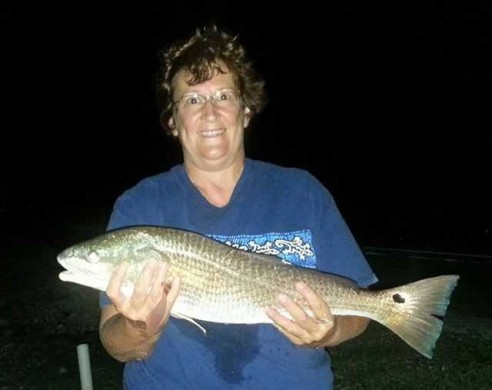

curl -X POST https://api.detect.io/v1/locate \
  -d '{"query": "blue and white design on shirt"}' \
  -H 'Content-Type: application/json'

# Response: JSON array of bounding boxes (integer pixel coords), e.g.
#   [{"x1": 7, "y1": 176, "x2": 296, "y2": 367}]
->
[{"x1": 208, "y1": 230, "x2": 316, "y2": 269}]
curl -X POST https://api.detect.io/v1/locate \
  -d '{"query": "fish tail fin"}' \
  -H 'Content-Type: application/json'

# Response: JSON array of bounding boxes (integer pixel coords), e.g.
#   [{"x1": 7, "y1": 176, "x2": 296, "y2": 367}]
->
[{"x1": 375, "y1": 275, "x2": 459, "y2": 359}]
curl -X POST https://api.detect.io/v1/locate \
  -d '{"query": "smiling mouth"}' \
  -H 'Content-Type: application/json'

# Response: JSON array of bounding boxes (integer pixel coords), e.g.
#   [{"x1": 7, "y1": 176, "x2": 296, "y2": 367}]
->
[{"x1": 199, "y1": 129, "x2": 224, "y2": 138}]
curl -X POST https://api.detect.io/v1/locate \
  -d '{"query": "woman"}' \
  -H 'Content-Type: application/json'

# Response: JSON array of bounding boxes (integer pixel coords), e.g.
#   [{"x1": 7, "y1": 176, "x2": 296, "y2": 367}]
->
[{"x1": 99, "y1": 24, "x2": 377, "y2": 389}]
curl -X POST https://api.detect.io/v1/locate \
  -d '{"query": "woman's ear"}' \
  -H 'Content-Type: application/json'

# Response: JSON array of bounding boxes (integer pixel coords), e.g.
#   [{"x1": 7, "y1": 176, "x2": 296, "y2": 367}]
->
[
  {"x1": 243, "y1": 107, "x2": 251, "y2": 128},
  {"x1": 168, "y1": 117, "x2": 178, "y2": 137}
]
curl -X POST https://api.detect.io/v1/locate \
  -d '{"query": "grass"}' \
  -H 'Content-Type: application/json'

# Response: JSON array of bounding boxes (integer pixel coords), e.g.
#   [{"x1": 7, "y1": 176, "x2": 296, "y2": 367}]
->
[
  {"x1": 1, "y1": 237, "x2": 491, "y2": 389},
  {"x1": 329, "y1": 253, "x2": 492, "y2": 390},
  {"x1": 331, "y1": 321, "x2": 492, "y2": 389},
  {"x1": 3, "y1": 313, "x2": 489, "y2": 389},
  {"x1": 0, "y1": 332, "x2": 122, "y2": 389}
]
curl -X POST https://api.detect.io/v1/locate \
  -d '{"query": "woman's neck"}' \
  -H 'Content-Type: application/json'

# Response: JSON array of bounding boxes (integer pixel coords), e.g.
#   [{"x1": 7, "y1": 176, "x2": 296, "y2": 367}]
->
[{"x1": 185, "y1": 159, "x2": 245, "y2": 207}]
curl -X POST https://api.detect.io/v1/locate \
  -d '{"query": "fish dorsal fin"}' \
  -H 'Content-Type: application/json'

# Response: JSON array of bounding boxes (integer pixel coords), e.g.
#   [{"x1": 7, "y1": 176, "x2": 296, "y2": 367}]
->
[
  {"x1": 171, "y1": 312, "x2": 207, "y2": 334},
  {"x1": 244, "y1": 250, "x2": 293, "y2": 267}
]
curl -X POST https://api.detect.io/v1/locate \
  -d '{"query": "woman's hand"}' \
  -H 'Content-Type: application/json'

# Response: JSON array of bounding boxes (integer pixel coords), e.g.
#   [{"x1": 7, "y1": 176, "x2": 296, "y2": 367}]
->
[
  {"x1": 106, "y1": 262, "x2": 181, "y2": 336},
  {"x1": 266, "y1": 282, "x2": 338, "y2": 347}
]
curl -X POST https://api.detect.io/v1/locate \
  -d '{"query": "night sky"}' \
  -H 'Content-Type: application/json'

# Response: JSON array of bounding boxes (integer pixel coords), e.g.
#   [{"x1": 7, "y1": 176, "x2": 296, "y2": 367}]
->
[{"x1": 2, "y1": 1, "x2": 491, "y2": 256}]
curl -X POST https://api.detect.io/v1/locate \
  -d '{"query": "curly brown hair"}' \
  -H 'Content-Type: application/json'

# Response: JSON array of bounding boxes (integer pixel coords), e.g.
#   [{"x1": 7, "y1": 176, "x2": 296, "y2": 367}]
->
[{"x1": 155, "y1": 24, "x2": 267, "y2": 134}]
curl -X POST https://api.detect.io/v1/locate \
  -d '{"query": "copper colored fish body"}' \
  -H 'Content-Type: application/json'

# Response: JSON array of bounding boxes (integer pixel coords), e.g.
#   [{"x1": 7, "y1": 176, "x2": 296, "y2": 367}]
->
[{"x1": 57, "y1": 226, "x2": 459, "y2": 358}]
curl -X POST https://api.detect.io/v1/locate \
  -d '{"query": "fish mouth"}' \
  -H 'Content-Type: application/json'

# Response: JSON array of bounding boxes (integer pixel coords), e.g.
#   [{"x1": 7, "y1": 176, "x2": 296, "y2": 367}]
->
[
  {"x1": 57, "y1": 255, "x2": 109, "y2": 291},
  {"x1": 56, "y1": 254, "x2": 82, "y2": 273}
]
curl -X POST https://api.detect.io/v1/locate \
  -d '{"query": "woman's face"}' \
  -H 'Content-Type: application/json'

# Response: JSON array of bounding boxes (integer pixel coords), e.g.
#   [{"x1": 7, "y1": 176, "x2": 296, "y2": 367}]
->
[{"x1": 169, "y1": 68, "x2": 251, "y2": 172}]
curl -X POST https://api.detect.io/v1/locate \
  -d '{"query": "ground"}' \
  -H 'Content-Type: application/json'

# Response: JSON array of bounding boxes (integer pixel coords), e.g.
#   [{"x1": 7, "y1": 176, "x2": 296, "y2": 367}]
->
[{"x1": 1, "y1": 228, "x2": 491, "y2": 389}]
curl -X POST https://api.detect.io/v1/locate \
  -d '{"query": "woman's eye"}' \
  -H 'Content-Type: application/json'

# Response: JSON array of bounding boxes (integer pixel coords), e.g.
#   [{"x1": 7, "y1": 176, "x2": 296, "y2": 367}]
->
[
  {"x1": 185, "y1": 96, "x2": 201, "y2": 105},
  {"x1": 220, "y1": 92, "x2": 232, "y2": 100}
]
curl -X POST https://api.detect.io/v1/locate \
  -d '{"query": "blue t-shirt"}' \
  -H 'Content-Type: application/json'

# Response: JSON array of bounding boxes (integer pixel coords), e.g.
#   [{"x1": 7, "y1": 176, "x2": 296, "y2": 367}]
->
[{"x1": 101, "y1": 159, "x2": 378, "y2": 389}]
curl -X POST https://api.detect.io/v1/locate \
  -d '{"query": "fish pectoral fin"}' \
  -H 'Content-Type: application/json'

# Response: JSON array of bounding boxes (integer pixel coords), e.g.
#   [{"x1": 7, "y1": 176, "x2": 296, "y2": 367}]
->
[
  {"x1": 171, "y1": 312, "x2": 207, "y2": 334},
  {"x1": 135, "y1": 247, "x2": 170, "y2": 263}
]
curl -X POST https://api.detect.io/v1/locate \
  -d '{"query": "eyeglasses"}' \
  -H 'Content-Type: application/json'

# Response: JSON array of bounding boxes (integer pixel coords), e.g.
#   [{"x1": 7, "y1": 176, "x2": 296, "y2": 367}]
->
[{"x1": 173, "y1": 89, "x2": 240, "y2": 112}]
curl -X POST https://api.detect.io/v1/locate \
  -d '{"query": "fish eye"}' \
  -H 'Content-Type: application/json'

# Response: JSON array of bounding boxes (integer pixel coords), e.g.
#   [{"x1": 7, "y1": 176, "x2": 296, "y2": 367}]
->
[{"x1": 87, "y1": 251, "x2": 100, "y2": 263}]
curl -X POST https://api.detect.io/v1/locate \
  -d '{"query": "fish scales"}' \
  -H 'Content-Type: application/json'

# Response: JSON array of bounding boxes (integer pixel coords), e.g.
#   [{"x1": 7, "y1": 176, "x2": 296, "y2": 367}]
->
[
  {"x1": 57, "y1": 226, "x2": 459, "y2": 358},
  {"x1": 145, "y1": 228, "x2": 364, "y2": 323}
]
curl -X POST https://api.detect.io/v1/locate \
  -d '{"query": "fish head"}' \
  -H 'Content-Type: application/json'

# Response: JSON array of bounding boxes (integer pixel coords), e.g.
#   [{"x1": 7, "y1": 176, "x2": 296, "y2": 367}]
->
[{"x1": 57, "y1": 227, "x2": 156, "y2": 293}]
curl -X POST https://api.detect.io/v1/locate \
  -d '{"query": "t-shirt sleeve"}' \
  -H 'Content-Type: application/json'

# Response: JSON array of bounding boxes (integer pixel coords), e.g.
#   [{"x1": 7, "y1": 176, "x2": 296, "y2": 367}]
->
[{"x1": 307, "y1": 174, "x2": 378, "y2": 288}]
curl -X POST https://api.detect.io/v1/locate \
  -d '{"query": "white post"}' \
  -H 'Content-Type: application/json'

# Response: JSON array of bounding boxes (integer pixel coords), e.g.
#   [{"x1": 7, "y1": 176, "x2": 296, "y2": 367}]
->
[{"x1": 77, "y1": 343, "x2": 94, "y2": 390}]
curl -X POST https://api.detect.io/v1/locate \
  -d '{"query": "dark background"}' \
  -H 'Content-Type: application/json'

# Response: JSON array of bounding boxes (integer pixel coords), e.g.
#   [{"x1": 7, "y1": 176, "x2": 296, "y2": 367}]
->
[{"x1": 1, "y1": 1, "x2": 491, "y2": 256}]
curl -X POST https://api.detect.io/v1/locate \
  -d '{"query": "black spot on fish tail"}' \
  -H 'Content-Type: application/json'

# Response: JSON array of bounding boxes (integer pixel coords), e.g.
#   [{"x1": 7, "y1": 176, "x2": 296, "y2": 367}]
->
[{"x1": 393, "y1": 293, "x2": 406, "y2": 303}]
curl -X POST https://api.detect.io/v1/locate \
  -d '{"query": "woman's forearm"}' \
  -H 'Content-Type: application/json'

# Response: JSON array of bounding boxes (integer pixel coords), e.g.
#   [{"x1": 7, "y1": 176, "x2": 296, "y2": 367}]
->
[
  {"x1": 100, "y1": 313, "x2": 162, "y2": 362},
  {"x1": 321, "y1": 316, "x2": 370, "y2": 348}
]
